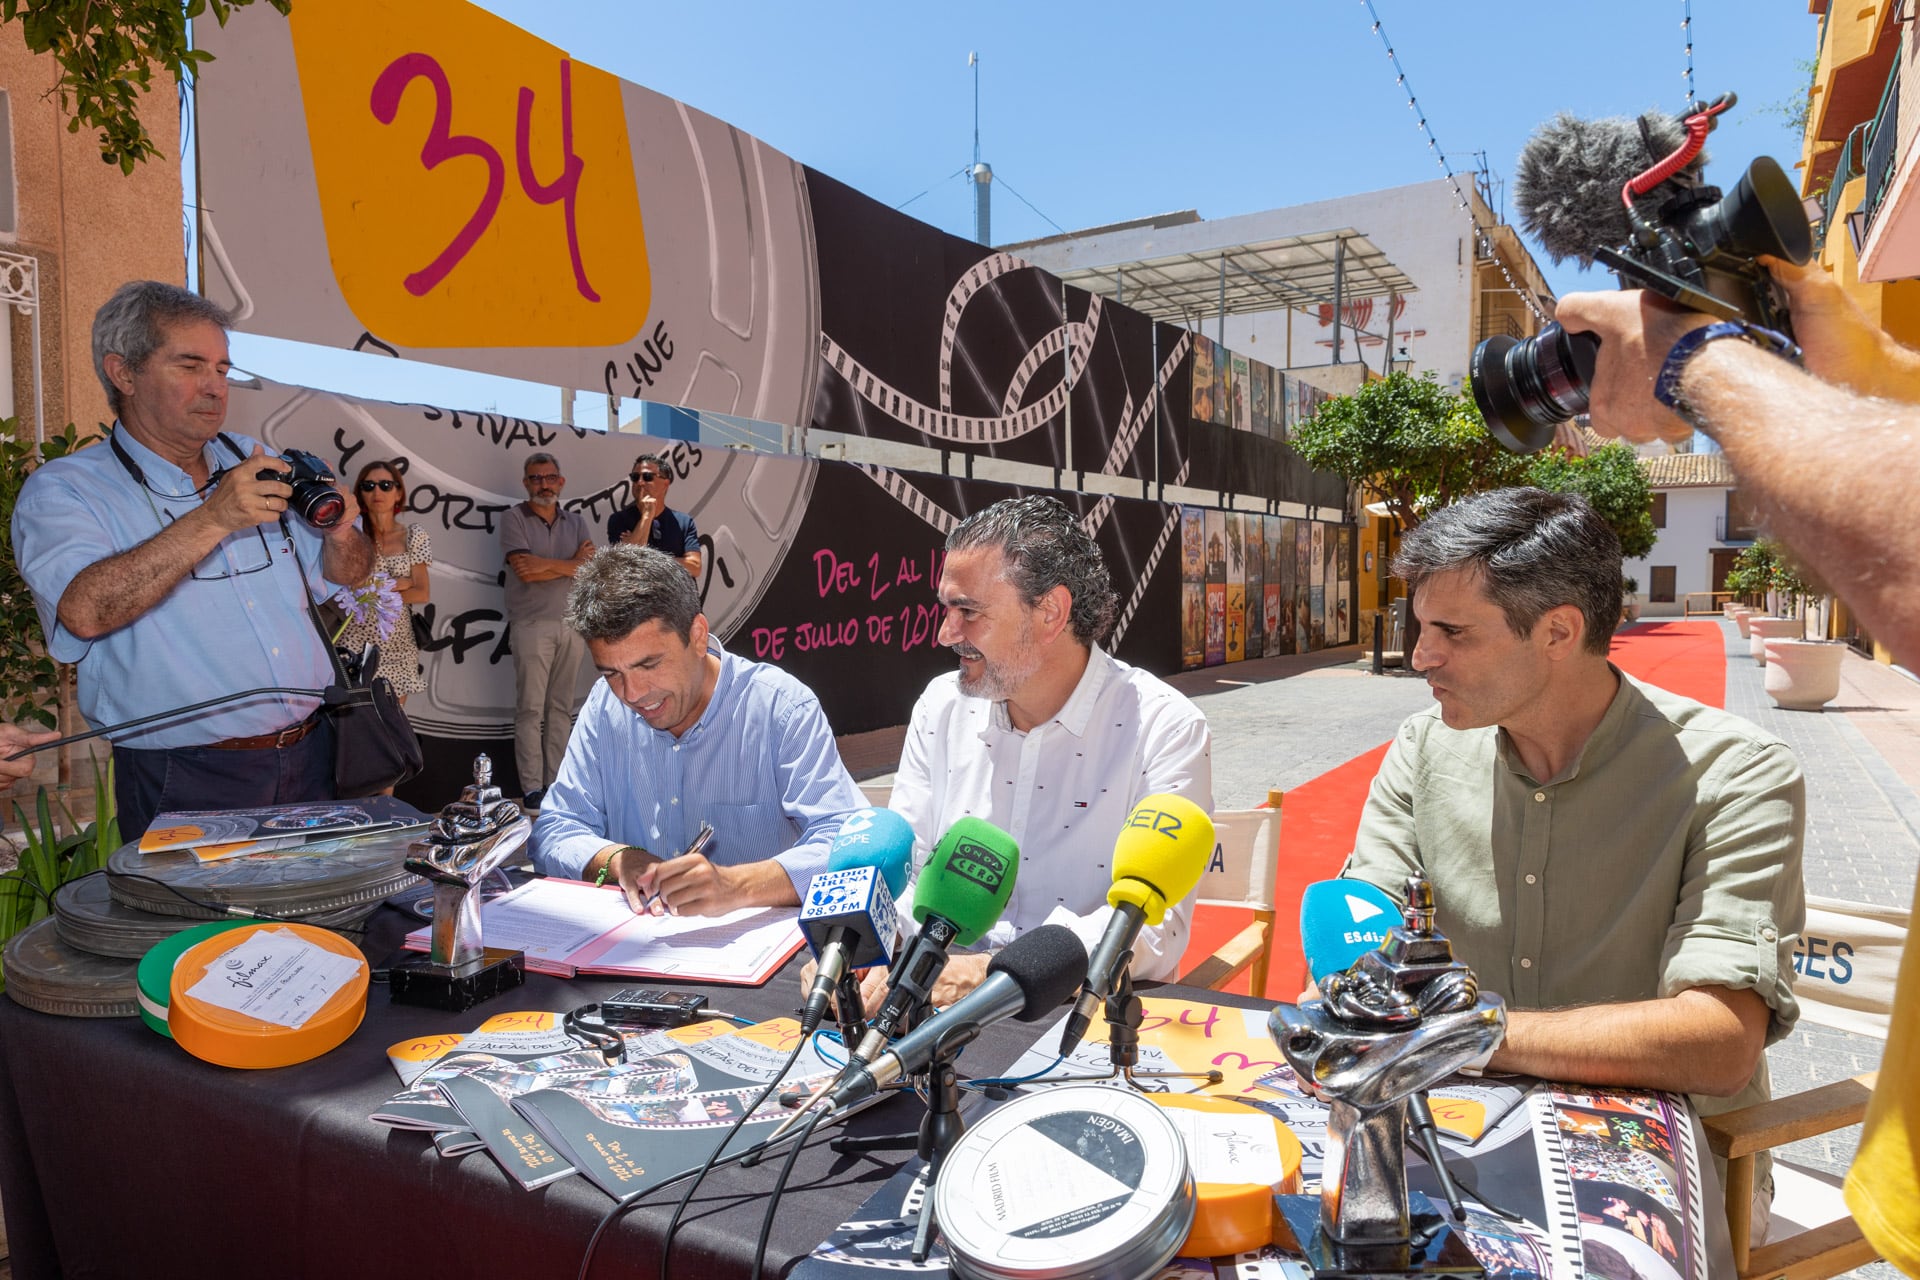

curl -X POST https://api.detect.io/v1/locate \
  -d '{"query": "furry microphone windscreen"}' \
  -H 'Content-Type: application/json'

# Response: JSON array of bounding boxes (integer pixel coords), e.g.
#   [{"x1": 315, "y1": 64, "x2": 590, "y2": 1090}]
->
[{"x1": 1512, "y1": 110, "x2": 1704, "y2": 267}]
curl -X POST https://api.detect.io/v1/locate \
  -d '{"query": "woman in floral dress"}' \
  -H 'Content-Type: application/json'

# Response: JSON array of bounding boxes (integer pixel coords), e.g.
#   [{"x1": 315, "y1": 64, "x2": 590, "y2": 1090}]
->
[{"x1": 339, "y1": 459, "x2": 432, "y2": 703}]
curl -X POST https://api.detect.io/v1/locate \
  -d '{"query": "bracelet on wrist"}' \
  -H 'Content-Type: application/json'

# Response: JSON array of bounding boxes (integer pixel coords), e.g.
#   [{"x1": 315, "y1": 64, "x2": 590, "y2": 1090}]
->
[{"x1": 595, "y1": 846, "x2": 645, "y2": 887}]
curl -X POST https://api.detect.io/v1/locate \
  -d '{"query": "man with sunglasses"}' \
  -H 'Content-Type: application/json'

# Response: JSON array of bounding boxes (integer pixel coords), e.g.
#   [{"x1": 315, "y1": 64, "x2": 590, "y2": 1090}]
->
[
  {"x1": 501, "y1": 452, "x2": 596, "y2": 809},
  {"x1": 11, "y1": 281, "x2": 373, "y2": 837},
  {"x1": 607, "y1": 452, "x2": 700, "y2": 577}
]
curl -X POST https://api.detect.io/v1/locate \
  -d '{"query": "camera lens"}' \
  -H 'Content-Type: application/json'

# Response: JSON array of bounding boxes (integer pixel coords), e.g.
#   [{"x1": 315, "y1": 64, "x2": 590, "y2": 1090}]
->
[
  {"x1": 1469, "y1": 323, "x2": 1599, "y2": 454},
  {"x1": 293, "y1": 483, "x2": 348, "y2": 529}
]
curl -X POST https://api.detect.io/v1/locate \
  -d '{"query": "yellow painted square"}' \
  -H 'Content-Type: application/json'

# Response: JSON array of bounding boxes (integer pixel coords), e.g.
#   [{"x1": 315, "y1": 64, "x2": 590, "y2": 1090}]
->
[{"x1": 288, "y1": 0, "x2": 649, "y2": 347}]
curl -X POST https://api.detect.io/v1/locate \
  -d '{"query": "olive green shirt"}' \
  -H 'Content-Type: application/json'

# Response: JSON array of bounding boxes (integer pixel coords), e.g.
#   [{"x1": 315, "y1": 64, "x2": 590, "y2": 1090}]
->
[{"x1": 1343, "y1": 668, "x2": 1806, "y2": 1133}]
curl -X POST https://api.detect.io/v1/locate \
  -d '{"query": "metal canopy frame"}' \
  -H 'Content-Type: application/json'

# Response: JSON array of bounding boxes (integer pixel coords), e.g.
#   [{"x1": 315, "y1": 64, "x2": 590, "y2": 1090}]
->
[{"x1": 1048, "y1": 229, "x2": 1415, "y2": 333}]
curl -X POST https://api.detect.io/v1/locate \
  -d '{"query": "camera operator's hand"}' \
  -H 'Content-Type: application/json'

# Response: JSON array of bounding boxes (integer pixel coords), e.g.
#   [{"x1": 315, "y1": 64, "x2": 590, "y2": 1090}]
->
[
  {"x1": 1758, "y1": 255, "x2": 1920, "y2": 402},
  {"x1": 200, "y1": 443, "x2": 294, "y2": 532},
  {"x1": 1552, "y1": 291, "x2": 1714, "y2": 444}
]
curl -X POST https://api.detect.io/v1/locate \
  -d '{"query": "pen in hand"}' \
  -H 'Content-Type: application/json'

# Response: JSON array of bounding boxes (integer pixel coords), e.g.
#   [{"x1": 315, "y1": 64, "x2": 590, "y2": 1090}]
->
[{"x1": 641, "y1": 822, "x2": 715, "y2": 917}]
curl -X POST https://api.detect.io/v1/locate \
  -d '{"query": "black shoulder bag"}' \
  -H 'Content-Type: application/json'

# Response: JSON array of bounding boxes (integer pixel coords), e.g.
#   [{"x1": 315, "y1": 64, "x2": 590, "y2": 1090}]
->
[{"x1": 288, "y1": 522, "x2": 424, "y2": 797}]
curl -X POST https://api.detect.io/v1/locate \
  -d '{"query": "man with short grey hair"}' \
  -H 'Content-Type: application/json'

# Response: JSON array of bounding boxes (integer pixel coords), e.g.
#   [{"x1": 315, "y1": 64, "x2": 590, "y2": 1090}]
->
[
  {"x1": 499, "y1": 452, "x2": 594, "y2": 808},
  {"x1": 878, "y1": 495, "x2": 1213, "y2": 1006},
  {"x1": 1343, "y1": 486, "x2": 1804, "y2": 1189},
  {"x1": 530, "y1": 545, "x2": 863, "y2": 915},
  {"x1": 12, "y1": 280, "x2": 373, "y2": 836}
]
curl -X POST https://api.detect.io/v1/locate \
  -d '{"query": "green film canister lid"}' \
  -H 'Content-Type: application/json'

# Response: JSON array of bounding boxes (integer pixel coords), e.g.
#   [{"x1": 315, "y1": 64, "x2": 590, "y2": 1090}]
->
[{"x1": 138, "y1": 921, "x2": 255, "y2": 1038}]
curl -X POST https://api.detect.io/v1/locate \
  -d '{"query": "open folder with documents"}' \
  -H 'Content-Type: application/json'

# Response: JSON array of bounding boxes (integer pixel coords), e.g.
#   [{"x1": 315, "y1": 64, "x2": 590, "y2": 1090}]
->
[{"x1": 400, "y1": 877, "x2": 805, "y2": 985}]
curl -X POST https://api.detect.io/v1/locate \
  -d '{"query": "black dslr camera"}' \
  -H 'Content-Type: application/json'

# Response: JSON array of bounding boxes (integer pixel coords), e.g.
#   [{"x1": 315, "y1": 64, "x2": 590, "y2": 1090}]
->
[
  {"x1": 257, "y1": 449, "x2": 348, "y2": 529},
  {"x1": 1472, "y1": 93, "x2": 1814, "y2": 452}
]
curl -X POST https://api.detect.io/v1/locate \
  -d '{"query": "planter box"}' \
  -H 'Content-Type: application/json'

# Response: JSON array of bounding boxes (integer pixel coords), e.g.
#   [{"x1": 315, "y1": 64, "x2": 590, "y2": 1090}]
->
[
  {"x1": 1733, "y1": 607, "x2": 1755, "y2": 638},
  {"x1": 1748, "y1": 617, "x2": 1802, "y2": 666},
  {"x1": 1765, "y1": 639, "x2": 1847, "y2": 711}
]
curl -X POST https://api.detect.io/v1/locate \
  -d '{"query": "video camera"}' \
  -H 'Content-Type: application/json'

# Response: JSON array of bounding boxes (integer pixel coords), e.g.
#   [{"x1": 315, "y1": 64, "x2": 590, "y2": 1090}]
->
[{"x1": 1471, "y1": 93, "x2": 1814, "y2": 452}]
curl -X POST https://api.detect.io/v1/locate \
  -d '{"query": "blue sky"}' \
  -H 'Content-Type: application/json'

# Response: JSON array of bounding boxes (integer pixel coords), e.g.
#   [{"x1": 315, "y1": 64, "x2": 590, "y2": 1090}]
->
[{"x1": 215, "y1": 1, "x2": 1820, "y2": 422}]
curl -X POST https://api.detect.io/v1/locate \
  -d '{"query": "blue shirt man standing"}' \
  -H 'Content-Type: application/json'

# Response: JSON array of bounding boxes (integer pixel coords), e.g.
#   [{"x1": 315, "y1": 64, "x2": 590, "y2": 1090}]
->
[
  {"x1": 12, "y1": 281, "x2": 373, "y2": 837},
  {"x1": 531, "y1": 546, "x2": 862, "y2": 915}
]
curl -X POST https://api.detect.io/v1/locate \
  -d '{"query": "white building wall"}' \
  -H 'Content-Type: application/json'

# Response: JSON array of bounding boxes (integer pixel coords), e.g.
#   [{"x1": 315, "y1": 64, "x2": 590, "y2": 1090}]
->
[
  {"x1": 1627, "y1": 487, "x2": 1731, "y2": 617},
  {"x1": 1011, "y1": 179, "x2": 1479, "y2": 390}
]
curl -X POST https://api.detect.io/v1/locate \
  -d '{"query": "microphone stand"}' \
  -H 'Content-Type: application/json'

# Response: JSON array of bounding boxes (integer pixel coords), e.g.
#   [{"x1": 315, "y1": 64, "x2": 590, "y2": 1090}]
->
[
  {"x1": 1038, "y1": 962, "x2": 1223, "y2": 1092},
  {"x1": 830, "y1": 1044, "x2": 967, "y2": 1264}
]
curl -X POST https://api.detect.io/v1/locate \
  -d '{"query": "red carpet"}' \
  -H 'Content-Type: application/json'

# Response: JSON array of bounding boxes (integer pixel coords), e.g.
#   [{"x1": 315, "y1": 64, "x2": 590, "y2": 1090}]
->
[{"x1": 1181, "y1": 619, "x2": 1729, "y2": 998}]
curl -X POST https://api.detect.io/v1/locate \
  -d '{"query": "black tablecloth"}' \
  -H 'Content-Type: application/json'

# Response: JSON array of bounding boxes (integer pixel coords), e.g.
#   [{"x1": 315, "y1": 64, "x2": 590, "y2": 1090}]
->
[{"x1": 0, "y1": 906, "x2": 1071, "y2": 1280}]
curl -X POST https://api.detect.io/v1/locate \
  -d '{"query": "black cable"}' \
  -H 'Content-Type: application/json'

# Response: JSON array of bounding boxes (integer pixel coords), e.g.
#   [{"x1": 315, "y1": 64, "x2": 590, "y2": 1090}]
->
[
  {"x1": 659, "y1": 1030, "x2": 813, "y2": 1280},
  {"x1": 751, "y1": 1105, "x2": 826, "y2": 1280},
  {"x1": 101, "y1": 868, "x2": 373, "y2": 943},
  {"x1": 1, "y1": 685, "x2": 370, "y2": 762}
]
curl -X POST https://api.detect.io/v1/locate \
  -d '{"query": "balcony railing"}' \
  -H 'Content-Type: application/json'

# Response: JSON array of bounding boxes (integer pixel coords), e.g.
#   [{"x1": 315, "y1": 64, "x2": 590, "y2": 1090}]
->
[
  {"x1": 1478, "y1": 310, "x2": 1526, "y2": 342},
  {"x1": 1859, "y1": 60, "x2": 1901, "y2": 239}
]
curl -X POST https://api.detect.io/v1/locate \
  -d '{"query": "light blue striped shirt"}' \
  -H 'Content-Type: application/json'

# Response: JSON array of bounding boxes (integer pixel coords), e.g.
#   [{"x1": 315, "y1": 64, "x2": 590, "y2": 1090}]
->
[
  {"x1": 13, "y1": 425, "x2": 338, "y2": 748},
  {"x1": 531, "y1": 638, "x2": 863, "y2": 894}
]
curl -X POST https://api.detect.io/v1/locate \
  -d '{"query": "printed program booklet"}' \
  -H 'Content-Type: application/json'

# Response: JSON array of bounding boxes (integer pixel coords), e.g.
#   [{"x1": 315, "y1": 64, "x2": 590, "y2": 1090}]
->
[
  {"x1": 137, "y1": 796, "x2": 428, "y2": 862},
  {"x1": 399, "y1": 877, "x2": 805, "y2": 984}
]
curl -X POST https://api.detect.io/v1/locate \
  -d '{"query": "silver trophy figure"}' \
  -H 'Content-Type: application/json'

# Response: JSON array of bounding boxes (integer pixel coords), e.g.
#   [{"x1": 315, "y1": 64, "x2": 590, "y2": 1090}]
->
[
  {"x1": 1268, "y1": 876, "x2": 1507, "y2": 1278},
  {"x1": 388, "y1": 755, "x2": 530, "y2": 1010}
]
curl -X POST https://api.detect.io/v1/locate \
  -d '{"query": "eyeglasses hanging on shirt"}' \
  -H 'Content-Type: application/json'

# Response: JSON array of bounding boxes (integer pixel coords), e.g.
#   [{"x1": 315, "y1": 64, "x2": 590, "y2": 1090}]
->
[{"x1": 110, "y1": 428, "x2": 294, "y2": 582}]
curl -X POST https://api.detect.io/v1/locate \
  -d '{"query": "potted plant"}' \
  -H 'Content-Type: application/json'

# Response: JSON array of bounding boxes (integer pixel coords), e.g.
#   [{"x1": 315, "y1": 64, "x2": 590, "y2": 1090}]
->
[
  {"x1": 1748, "y1": 615, "x2": 1802, "y2": 666},
  {"x1": 0, "y1": 754, "x2": 118, "y2": 991},
  {"x1": 1621, "y1": 576, "x2": 1640, "y2": 625},
  {"x1": 1766, "y1": 639, "x2": 1848, "y2": 711}
]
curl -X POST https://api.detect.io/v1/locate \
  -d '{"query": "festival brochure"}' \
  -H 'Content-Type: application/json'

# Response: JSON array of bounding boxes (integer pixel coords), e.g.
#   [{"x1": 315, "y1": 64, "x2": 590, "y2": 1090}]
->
[
  {"x1": 791, "y1": 996, "x2": 1724, "y2": 1280},
  {"x1": 510, "y1": 1017, "x2": 865, "y2": 1201},
  {"x1": 398, "y1": 877, "x2": 805, "y2": 984},
  {"x1": 137, "y1": 796, "x2": 429, "y2": 862}
]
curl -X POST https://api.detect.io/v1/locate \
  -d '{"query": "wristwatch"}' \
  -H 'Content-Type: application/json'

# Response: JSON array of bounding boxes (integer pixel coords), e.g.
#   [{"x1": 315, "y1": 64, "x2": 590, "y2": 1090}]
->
[{"x1": 1653, "y1": 320, "x2": 1802, "y2": 429}]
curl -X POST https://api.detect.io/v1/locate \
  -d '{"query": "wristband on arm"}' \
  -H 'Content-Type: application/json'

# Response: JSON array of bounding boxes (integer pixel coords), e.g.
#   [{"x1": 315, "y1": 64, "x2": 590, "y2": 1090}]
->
[{"x1": 1653, "y1": 321, "x2": 1802, "y2": 430}]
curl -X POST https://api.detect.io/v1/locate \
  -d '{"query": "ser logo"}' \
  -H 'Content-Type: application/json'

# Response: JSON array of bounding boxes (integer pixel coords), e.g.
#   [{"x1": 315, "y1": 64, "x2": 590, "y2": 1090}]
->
[
  {"x1": 948, "y1": 840, "x2": 1009, "y2": 891},
  {"x1": 1124, "y1": 807, "x2": 1183, "y2": 840}
]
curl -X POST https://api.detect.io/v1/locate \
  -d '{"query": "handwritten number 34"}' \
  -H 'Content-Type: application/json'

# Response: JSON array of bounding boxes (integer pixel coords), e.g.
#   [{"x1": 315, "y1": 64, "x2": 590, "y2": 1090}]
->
[{"x1": 370, "y1": 53, "x2": 599, "y2": 302}]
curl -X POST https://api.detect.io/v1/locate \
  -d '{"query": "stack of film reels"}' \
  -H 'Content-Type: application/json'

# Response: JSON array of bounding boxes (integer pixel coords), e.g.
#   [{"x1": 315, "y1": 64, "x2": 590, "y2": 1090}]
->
[{"x1": 4, "y1": 797, "x2": 426, "y2": 1022}]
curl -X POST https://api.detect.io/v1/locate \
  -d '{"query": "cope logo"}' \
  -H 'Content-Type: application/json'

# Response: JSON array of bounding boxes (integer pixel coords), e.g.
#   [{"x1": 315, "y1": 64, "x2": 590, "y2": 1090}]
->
[
  {"x1": 1123, "y1": 807, "x2": 1182, "y2": 840},
  {"x1": 948, "y1": 840, "x2": 1008, "y2": 891}
]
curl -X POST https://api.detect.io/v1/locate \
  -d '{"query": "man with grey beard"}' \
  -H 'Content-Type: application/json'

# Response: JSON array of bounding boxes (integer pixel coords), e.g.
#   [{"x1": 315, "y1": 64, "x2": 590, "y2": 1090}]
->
[{"x1": 881, "y1": 496, "x2": 1213, "y2": 1005}]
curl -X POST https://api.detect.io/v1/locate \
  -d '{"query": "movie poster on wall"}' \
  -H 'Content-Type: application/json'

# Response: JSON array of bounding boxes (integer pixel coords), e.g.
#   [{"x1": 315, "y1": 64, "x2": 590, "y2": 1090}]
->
[
  {"x1": 1230, "y1": 353, "x2": 1251, "y2": 432},
  {"x1": 1181, "y1": 507, "x2": 1205, "y2": 670},
  {"x1": 1204, "y1": 509, "x2": 1227, "y2": 666},
  {"x1": 1295, "y1": 520, "x2": 1313, "y2": 652},
  {"x1": 1249, "y1": 361, "x2": 1270, "y2": 439},
  {"x1": 1224, "y1": 514, "x2": 1246, "y2": 663},
  {"x1": 1192, "y1": 336, "x2": 1219, "y2": 425},
  {"x1": 1214, "y1": 346, "x2": 1233, "y2": 427},
  {"x1": 1271, "y1": 517, "x2": 1294, "y2": 657},
  {"x1": 1245, "y1": 519, "x2": 1265, "y2": 660},
  {"x1": 1310, "y1": 523, "x2": 1327, "y2": 589},
  {"x1": 1311, "y1": 582, "x2": 1327, "y2": 650}
]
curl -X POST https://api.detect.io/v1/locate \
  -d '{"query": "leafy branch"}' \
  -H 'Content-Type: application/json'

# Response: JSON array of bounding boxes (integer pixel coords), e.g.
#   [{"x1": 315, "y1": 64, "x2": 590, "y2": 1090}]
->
[{"x1": 1, "y1": 0, "x2": 291, "y2": 172}]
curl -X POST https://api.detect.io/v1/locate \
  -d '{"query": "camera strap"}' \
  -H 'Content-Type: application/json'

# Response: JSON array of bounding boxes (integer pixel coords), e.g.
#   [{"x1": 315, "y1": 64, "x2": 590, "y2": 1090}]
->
[{"x1": 107, "y1": 426, "x2": 250, "y2": 493}]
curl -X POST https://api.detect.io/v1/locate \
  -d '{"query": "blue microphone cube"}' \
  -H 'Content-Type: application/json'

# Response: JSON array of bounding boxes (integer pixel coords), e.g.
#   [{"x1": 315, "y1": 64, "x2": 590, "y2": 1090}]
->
[{"x1": 800, "y1": 864, "x2": 899, "y2": 970}]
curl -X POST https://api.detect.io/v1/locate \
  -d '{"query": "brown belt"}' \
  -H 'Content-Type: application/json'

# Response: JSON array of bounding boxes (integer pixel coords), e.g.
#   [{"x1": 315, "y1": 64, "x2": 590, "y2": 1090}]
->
[{"x1": 205, "y1": 710, "x2": 323, "y2": 751}]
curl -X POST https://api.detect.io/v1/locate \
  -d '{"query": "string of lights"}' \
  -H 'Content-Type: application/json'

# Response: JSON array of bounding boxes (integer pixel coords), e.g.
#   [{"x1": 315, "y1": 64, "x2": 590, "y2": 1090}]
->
[
  {"x1": 1681, "y1": 0, "x2": 1697, "y2": 111},
  {"x1": 1681, "y1": 1, "x2": 1698, "y2": 112},
  {"x1": 1357, "y1": 0, "x2": 1551, "y2": 324}
]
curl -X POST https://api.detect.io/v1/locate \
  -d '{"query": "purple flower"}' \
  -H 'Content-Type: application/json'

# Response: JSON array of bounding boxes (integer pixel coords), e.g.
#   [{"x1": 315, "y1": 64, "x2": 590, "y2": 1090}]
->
[{"x1": 330, "y1": 572, "x2": 406, "y2": 643}]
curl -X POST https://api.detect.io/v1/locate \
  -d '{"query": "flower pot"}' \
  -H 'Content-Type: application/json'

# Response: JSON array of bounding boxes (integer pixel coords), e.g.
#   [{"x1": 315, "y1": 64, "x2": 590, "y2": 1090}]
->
[
  {"x1": 1765, "y1": 639, "x2": 1846, "y2": 711},
  {"x1": 1749, "y1": 617, "x2": 1801, "y2": 666},
  {"x1": 1733, "y1": 607, "x2": 1754, "y2": 637}
]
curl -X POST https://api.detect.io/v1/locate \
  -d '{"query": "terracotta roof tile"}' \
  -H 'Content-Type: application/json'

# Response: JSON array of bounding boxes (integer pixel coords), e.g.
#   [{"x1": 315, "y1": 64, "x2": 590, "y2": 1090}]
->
[{"x1": 1640, "y1": 451, "x2": 1735, "y2": 489}]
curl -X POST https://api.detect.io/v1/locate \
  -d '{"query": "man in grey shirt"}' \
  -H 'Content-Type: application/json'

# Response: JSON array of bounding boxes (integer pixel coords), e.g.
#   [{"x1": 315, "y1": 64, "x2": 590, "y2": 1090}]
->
[
  {"x1": 499, "y1": 452, "x2": 594, "y2": 807},
  {"x1": 1343, "y1": 488, "x2": 1804, "y2": 1170}
]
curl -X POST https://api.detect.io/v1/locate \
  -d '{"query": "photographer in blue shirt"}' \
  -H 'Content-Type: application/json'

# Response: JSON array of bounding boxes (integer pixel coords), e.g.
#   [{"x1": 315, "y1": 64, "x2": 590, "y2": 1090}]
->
[
  {"x1": 12, "y1": 282, "x2": 372, "y2": 836},
  {"x1": 531, "y1": 545, "x2": 863, "y2": 915}
]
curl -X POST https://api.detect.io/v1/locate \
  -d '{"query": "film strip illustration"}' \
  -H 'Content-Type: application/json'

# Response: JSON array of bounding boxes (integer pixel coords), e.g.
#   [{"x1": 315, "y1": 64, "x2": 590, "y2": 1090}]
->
[
  {"x1": 1095, "y1": 327, "x2": 1190, "y2": 480},
  {"x1": 1668, "y1": 1090, "x2": 1709, "y2": 1280},
  {"x1": 1106, "y1": 463, "x2": 1190, "y2": 653},
  {"x1": 851, "y1": 464, "x2": 961, "y2": 537},
  {"x1": 819, "y1": 256, "x2": 1095, "y2": 447},
  {"x1": 1528, "y1": 1089, "x2": 1592, "y2": 1280},
  {"x1": 802, "y1": 1174, "x2": 948, "y2": 1273}
]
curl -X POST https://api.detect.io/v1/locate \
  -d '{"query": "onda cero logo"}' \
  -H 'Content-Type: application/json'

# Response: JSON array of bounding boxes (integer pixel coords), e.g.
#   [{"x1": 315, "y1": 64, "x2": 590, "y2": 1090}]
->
[{"x1": 948, "y1": 839, "x2": 1008, "y2": 890}]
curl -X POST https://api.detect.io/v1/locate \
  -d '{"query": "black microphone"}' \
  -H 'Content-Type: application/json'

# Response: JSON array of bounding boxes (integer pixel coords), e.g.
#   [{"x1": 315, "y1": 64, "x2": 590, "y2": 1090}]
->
[
  {"x1": 823, "y1": 924, "x2": 1087, "y2": 1110},
  {"x1": 1512, "y1": 109, "x2": 1701, "y2": 266}
]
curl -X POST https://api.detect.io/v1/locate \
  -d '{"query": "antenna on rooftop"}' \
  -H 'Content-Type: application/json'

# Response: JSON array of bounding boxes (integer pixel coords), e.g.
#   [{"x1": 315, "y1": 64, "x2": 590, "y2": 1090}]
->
[{"x1": 969, "y1": 51, "x2": 992, "y2": 246}]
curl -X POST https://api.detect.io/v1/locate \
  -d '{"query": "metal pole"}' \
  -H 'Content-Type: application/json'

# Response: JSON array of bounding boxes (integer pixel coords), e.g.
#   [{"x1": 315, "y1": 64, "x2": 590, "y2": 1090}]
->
[
  {"x1": 1217, "y1": 254, "x2": 1227, "y2": 350},
  {"x1": 1382, "y1": 290, "x2": 1396, "y2": 377},
  {"x1": 1331, "y1": 238, "x2": 1346, "y2": 366}
]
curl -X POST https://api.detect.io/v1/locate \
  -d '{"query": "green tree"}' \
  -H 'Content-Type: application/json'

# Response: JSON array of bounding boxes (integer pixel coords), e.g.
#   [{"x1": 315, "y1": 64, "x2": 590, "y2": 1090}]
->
[
  {"x1": 1523, "y1": 441, "x2": 1658, "y2": 560},
  {"x1": 1291, "y1": 370, "x2": 1529, "y2": 529},
  {"x1": 1, "y1": 419, "x2": 97, "y2": 728},
  {"x1": 1, "y1": 0, "x2": 290, "y2": 173}
]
